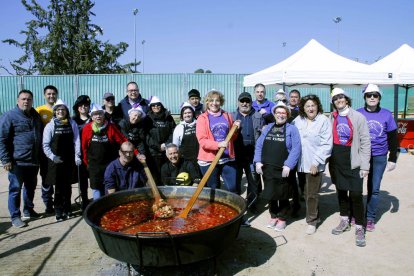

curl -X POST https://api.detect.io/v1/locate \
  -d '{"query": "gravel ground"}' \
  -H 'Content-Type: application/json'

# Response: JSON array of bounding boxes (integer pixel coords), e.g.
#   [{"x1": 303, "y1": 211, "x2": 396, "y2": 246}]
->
[{"x1": 1, "y1": 153, "x2": 413, "y2": 275}]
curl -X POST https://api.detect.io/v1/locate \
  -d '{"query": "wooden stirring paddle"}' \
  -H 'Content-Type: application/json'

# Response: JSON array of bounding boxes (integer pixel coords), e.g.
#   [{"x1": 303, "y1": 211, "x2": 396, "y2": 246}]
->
[
  {"x1": 178, "y1": 124, "x2": 239, "y2": 218},
  {"x1": 139, "y1": 159, "x2": 174, "y2": 218}
]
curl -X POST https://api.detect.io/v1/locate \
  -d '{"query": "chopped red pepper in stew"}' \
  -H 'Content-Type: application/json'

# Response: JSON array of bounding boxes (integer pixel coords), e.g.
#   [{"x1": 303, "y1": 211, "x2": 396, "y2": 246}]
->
[{"x1": 99, "y1": 198, "x2": 238, "y2": 235}]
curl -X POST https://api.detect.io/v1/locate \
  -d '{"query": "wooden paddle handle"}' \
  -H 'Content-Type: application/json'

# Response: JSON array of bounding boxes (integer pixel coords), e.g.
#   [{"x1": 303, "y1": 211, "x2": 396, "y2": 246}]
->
[
  {"x1": 140, "y1": 159, "x2": 162, "y2": 201},
  {"x1": 178, "y1": 124, "x2": 239, "y2": 218}
]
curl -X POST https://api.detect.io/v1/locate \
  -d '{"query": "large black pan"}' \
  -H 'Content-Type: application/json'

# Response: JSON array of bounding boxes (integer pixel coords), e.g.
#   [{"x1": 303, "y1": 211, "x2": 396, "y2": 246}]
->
[{"x1": 84, "y1": 186, "x2": 246, "y2": 267}]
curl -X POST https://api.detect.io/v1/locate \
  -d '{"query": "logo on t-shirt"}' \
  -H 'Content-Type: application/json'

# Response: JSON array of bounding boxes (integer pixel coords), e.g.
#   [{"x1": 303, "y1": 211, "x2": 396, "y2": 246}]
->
[
  {"x1": 367, "y1": 120, "x2": 384, "y2": 139},
  {"x1": 337, "y1": 123, "x2": 351, "y2": 144}
]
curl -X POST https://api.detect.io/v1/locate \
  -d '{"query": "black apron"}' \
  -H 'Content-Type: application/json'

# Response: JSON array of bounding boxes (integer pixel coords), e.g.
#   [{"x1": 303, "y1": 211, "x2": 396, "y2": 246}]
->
[
  {"x1": 180, "y1": 123, "x2": 198, "y2": 162},
  {"x1": 87, "y1": 129, "x2": 116, "y2": 189},
  {"x1": 46, "y1": 122, "x2": 75, "y2": 186},
  {"x1": 261, "y1": 124, "x2": 290, "y2": 200},
  {"x1": 329, "y1": 144, "x2": 363, "y2": 192}
]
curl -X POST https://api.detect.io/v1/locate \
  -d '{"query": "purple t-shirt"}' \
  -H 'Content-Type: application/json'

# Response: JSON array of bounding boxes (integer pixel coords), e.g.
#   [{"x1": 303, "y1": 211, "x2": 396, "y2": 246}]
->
[
  {"x1": 336, "y1": 115, "x2": 351, "y2": 145},
  {"x1": 357, "y1": 107, "x2": 397, "y2": 156},
  {"x1": 208, "y1": 114, "x2": 230, "y2": 157}
]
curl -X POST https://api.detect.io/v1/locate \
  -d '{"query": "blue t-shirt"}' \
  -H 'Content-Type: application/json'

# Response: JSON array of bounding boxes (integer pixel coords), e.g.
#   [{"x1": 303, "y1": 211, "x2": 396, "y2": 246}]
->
[{"x1": 357, "y1": 107, "x2": 397, "y2": 156}]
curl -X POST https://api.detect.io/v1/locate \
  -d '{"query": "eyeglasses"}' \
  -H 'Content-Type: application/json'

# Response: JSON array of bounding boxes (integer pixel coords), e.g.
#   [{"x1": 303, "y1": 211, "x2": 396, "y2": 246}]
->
[
  {"x1": 276, "y1": 99, "x2": 287, "y2": 103},
  {"x1": 120, "y1": 150, "x2": 134, "y2": 155},
  {"x1": 365, "y1": 93, "x2": 380, "y2": 99},
  {"x1": 105, "y1": 96, "x2": 115, "y2": 101},
  {"x1": 55, "y1": 108, "x2": 66, "y2": 112},
  {"x1": 151, "y1": 103, "x2": 161, "y2": 107},
  {"x1": 275, "y1": 111, "x2": 287, "y2": 115},
  {"x1": 332, "y1": 94, "x2": 345, "y2": 101}
]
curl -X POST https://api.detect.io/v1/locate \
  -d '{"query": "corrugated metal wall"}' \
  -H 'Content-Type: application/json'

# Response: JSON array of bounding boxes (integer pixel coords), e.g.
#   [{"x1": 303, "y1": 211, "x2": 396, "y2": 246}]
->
[{"x1": 0, "y1": 73, "x2": 409, "y2": 115}]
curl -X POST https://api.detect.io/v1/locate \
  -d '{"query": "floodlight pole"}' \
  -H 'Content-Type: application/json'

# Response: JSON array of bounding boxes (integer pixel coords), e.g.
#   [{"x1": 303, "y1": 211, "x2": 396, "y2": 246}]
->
[
  {"x1": 333, "y1": 16, "x2": 342, "y2": 53},
  {"x1": 133, "y1": 9, "x2": 138, "y2": 72},
  {"x1": 142, "y1": 40, "x2": 146, "y2": 73}
]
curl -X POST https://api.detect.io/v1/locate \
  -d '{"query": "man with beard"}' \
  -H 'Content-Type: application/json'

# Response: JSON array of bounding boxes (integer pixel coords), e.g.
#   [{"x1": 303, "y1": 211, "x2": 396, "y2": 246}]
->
[
  {"x1": 232, "y1": 92, "x2": 264, "y2": 212},
  {"x1": 36, "y1": 85, "x2": 58, "y2": 214}
]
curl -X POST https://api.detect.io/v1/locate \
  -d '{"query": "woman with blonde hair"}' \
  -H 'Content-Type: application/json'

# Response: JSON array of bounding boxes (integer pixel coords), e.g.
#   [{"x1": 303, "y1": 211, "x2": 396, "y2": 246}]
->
[{"x1": 196, "y1": 90, "x2": 240, "y2": 192}]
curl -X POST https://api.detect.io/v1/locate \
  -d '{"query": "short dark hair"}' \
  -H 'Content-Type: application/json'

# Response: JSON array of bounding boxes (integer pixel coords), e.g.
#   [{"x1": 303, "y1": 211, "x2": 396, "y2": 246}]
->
[
  {"x1": 298, "y1": 94, "x2": 323, "y2": 117},
  {"x1": 18, "y1": 89, "x2": 33, "y2": 98},
  {"x1": 289, "y1": 89, "x2": 301, "y2": 98},
  {"x1": 254, "y1": 83, "x2": 265, "y2": 91},
  {"x1": 126, "y1": 81, "x2": 139, "y2": 89},
  {"x1": 43, "y1": 85, "x2": 58, "y2": 95}
]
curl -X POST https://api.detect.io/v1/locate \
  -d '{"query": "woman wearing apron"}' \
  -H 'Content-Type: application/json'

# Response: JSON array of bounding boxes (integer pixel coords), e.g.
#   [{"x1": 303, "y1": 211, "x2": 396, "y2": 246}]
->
[
  {"x1": 173, "y1": 102, "x2": 200, "y2": 174},
  {"x1": 254, "y1": 101, "x2": 301, "y2": 232},
  {"x1": 81, "y1": 104, "x2": 127, "y2": 200},
  {"x1": 43, "y1": 100, "x2": 81, "y2": 221},
  {"x1": 329, "y1": 88, "x2": 371, "y2": 247}
]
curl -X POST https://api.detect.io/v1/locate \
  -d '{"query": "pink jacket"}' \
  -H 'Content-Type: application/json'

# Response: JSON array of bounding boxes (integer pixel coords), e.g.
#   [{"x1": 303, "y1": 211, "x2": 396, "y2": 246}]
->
[{"x1": 196, "y1": 111, "x2": 237, "y2": 162}]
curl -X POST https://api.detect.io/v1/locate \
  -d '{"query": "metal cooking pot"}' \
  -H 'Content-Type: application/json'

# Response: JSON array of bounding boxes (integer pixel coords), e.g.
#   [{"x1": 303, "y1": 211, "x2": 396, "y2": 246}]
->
[{"x1": 84, "y1": 186, "x2": 246, "y2": 267}]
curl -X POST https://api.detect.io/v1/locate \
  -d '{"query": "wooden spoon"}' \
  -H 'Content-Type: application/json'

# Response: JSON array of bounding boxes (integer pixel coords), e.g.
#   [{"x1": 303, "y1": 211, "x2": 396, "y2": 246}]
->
[
  {"x1": 178, "y1": 124, "x2": 239, "y2": 218},
  {"x1": 139, "y1": 159, "x2": 174, "y2": 218}
]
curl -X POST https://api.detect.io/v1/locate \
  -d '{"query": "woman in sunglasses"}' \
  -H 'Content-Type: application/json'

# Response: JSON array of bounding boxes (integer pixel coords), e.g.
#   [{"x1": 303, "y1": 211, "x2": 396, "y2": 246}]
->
[
  {"x1": 146, "y1": 96, "x2": 176, "y2": 183},
  {"x1": 357, "y1": 84, "x2": 398, "y2": 232},
  {"x1": 329, "y1": 88, "x2": 371, "y2": 247}
]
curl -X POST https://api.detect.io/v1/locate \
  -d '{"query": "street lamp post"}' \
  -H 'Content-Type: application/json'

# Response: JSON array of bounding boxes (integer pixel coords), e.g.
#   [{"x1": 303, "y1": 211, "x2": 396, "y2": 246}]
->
[
  {"x1": 133, "y1": 8, "x2": 138, "y2": 72},
  {"x1": 282, "y1": 42, "x2": 287, "y2": 58},
  {"x1": 142, "y1": 40, "x2": 146, "y2": 73},
  {"x1": 333, "y1": 16, "x2": 342, "y2": 53}
]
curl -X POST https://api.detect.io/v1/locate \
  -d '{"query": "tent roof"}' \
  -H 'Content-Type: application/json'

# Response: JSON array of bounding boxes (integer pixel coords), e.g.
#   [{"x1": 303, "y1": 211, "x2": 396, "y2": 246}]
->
[
  {"x1": 243, "y1": 39, "x2": 393, "y2": 87},
  {"x1": 371, "y1": 44, "x2": 414, "y2": 84}
]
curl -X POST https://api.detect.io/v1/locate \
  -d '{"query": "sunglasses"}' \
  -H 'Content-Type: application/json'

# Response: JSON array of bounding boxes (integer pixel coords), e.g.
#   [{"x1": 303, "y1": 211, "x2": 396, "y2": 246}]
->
[
  {"x1": 365, "y1": 93, "x2": 380, "y2": 99},
  {"x1": 239, "y1": 99, "x2": 251, "y2": 104},
  {"x1": 332, "y1": 94, "x2": 345, "y2": 102},
  {"x1": 105, "y1": 96, "x2": 115, "y2": 101},
  {"x1": 151, "y1": 103, "x2": 161, "y2": 107}
]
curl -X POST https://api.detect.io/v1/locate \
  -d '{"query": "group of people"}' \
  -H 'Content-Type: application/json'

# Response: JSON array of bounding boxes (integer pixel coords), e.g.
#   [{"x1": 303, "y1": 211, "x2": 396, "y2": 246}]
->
[{"x1": 0, "y1": 81, "x2": 398, "y2": 248}]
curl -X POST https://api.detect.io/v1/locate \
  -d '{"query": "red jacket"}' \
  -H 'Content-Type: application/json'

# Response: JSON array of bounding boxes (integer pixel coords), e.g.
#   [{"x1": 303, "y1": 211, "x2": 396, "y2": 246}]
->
[
  {"x1": 196, "y1": 111, "x2": 238, "y2": 162},
  {"x1": 81, "y1": 121, "x2": 127, "y2": 166}
]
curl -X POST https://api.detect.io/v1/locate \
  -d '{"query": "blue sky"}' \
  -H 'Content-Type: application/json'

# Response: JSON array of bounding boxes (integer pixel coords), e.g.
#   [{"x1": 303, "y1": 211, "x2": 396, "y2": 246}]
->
[{"x1": 0, "y1": 0, "x2": 413, "y2": 74}]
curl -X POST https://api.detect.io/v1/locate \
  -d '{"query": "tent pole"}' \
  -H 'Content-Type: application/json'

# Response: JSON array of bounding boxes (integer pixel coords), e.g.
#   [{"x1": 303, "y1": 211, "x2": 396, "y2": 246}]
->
[
  {"x1": 403, "y1": 85, "x2": 408, "y2": 119},
  {"x1": 393, "y1": 84, "x2": 399, "y2": 121}
]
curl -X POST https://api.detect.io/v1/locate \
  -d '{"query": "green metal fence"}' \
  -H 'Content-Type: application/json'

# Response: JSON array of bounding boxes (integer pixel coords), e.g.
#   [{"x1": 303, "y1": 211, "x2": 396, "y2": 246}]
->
[{"x1": 0, "y1": 73, "x2": 411, "y2": 115}]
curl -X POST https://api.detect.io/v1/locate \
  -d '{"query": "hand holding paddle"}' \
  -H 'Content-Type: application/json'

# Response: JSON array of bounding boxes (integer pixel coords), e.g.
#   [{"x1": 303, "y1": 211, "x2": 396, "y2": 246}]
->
[
  {"x1": 178, "y1": 123, "x2": 239, "y2": 218},
  {"x1": 139, "y1": 159, "x2": 174, "y2": 218}
]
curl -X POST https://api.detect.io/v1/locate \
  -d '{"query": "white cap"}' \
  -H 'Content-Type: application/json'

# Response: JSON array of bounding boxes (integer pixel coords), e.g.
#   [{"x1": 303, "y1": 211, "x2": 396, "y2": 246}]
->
[
  {"x1": 180, "y1": 101, "x2": 195, "y2": 112},
  {"x1": 271, "y1": 100, "x2": 290, "y2": 115},
  {"x1": 331, "y1": 88, "x2": 348, "y2": 99},
  {"x1": 363, "y1": 84, "x2": 382, "y2": 96},
  {"x1": 149, "y1": 96, "x2": 162, "y2": 105},
  {"x1": 89, "y1": 103, "x2": 104, "y2": 115},
  {"x1": 128, "y1": 105, "x2": 146, "y2": 118},
  {"x1": 52, "y1": 99, "x2": 68, "y2": 111}
]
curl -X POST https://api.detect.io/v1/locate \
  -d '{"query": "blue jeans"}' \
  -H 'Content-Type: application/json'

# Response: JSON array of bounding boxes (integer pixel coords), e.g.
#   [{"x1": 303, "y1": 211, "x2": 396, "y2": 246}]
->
[
  {"x1": 8, "y1": 165, "x2": 39, "y2": 219},
  {"x1": 366, "y1": 155, "x2": 387, "y2": 221},
  {"x1": 200, "y1": 161, "x2": 237, "y2": 193}
]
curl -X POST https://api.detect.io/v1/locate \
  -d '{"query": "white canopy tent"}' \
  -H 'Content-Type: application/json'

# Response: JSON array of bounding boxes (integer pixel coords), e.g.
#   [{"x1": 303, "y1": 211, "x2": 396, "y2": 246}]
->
[
  {"x1": 243, "y1": 39, "x2": 393, "y2": 87},
  {"x1": 371, "y1": 44, "x2": 414, "y2": 117}
]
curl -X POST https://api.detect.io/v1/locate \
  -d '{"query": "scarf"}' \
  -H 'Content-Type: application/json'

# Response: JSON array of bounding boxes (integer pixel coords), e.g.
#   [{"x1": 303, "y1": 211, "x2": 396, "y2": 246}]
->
[
  {"x1": 92, "y1": 121, "x2": 108, "y2": 134},
  {"x1": 53, "y1": 117, "x2": 69, "y2": 125}
]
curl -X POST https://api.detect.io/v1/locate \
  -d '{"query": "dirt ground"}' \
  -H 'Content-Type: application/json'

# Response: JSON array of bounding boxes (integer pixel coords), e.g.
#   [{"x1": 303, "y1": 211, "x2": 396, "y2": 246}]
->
[{"x1": 1, "y1": 153, "x2": 413, "y2": 276}]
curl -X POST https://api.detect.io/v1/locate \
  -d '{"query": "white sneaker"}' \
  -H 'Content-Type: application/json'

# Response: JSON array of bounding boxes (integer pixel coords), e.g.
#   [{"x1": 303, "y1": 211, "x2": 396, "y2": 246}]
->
[
  {"x1": 306, "y1": 224, "x2": 316, "y2": 235},
  {"x1": 267, "y1": 218, "x2": 278, "y2": 229}
]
